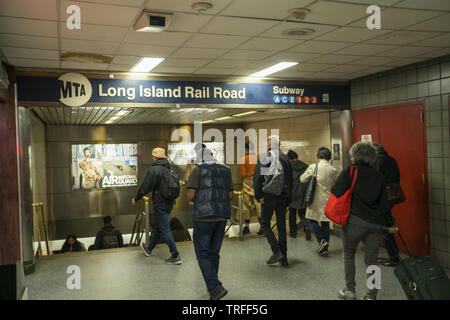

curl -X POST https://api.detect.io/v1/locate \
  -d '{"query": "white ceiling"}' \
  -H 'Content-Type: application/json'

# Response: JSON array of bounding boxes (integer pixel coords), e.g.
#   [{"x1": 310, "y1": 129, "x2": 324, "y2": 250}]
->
[{"x1": 0, "y1": 0, "x2": 449, "y2": 81}]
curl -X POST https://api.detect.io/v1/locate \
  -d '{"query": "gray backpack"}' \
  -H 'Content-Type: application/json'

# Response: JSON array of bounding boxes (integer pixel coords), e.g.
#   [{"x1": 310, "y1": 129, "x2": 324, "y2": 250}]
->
[
  {"x1": 262, "y1": 157, "x2": 285, "y2": 196},
  {"x1": 102, "y1": 228, "x2": 119, "y2": 249}
]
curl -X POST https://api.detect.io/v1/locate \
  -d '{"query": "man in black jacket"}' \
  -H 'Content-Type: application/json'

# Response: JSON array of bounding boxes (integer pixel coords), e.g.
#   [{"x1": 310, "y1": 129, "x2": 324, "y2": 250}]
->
[
  {"x1": 287, "y1": 150, "x2": 311, "y2": 240},
  {"x1": 92, "y1": 216, "x2": 123, "y2": 250},
  {"x1": 372, "y1": 142, "x2": 401, "y2": 267},
  {"x1": 253, "y1": 135, "x2": 292, "y2": 266},
  {"x1": 132, "y1": 147, "x2": 181, "y2": 265}
]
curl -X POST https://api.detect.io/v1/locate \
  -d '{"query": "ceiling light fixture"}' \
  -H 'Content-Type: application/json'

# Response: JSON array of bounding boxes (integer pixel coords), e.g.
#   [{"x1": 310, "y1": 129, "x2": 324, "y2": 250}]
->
[
  {"x1": 214, "y1": 116, "x2": 233, "y2": 121},
  {"x1": 249, "y1": 62, "x2": 298, "y2": 78},
  {"x1": 191, "y1": 2, "x2": 213, "y2": 14},
  {"x1": 282, "y1": 28, "x2": 315, "y2": 36},
  {"x1": 288, "y1": 8, "x2": 311, "y2": 21},
  {"x1": 116, "y1": 110, "x2": 128, "y2": 116},
  {"x1": 232, "y1": 111, "x2": 258, "y2": 117},
  {"x1": 130, "y1": 57, "x2": 165, "y2": 72},
  {"x1": 202, "y1": 120, "x2": 215, "y2": 124}
]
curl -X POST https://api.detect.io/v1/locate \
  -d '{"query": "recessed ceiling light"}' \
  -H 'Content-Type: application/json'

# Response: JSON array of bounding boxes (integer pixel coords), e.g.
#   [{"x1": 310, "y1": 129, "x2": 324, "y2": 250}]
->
[
  {"x1": 130, "y1": 57, "x2": 165, "y2": 72},
  {"x1": 249, "y1": 62, "x2": 298, "y2": 78},
  {"x1": 282, "y1": 28, "x2": 315, "y2": 37},
  {"x1": 191, "y1": 2, "x2": 213, "y2": 14}
]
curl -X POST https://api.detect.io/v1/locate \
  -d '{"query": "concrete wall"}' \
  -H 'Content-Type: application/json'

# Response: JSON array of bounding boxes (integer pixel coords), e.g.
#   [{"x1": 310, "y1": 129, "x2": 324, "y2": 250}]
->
[{"x1": 351, "y1": 54, "x2": 450, "y2": 268}]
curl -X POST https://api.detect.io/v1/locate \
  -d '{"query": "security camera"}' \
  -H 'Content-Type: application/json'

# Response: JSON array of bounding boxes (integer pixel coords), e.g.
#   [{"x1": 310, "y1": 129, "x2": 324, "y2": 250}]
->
[{"x1": 134, "y1": 11, "x2": 172, "y2": 32}]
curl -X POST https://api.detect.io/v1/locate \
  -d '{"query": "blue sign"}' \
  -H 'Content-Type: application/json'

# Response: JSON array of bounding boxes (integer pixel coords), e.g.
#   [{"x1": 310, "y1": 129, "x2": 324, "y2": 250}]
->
[{"x1": 17, "y1": 73, "x2": 350, "y2": 107}]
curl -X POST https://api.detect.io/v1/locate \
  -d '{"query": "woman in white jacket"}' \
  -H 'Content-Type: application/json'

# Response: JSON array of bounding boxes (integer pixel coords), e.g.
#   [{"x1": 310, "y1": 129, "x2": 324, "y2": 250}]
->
[{"x1": 300, "y1": 147, "x2": 339, "y2": 256}]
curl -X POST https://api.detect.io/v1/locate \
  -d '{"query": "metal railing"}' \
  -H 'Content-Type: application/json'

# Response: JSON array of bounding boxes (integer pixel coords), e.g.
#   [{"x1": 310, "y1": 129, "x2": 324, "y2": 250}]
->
[
  {"x1": 129, "y1": 196, "x2": 151, "y2": 247},
  {"x1": 224, "y1": 190, "x2": 244, "y2": 241},
  {"x1": 32, "y1": 202, "x2": 50, "y2": 257}
]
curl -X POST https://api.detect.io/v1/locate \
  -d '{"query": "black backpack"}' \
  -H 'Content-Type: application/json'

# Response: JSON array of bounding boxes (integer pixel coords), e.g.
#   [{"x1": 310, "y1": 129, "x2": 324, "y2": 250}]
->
[
  {"x1": 158, "y1": 166, "x2": 181, "y2": 201},
  {"x1": 102, "y1": 228, "x2": 119, "y2": 249}
]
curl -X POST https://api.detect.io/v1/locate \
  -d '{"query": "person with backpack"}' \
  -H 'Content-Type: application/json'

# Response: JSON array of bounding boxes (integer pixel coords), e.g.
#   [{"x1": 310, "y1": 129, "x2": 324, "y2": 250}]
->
[
  {"x1": 186, "y1": 144, "x2": 234, "y2": 300},
  {"x1": 92, "y1": 216, "x2": 123, "y2": 250},
  {"x1": 253, "y1": 135, "x2": 292, "y2": 266},
  {"x1": 287, "y1": 150, "x2": 311, "y2": 240},
  {"x1": 133, "y1": 147, "x2": 182, "y2": 265},
  {"x1": 300, "y1": 147, "x2": 339, "y2": 256}
]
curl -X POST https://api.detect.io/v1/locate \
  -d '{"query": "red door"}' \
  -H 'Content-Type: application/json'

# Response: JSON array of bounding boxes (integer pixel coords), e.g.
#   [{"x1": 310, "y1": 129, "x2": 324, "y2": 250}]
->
[{"x1": 352, "y1": 102, "x2": 430, "y2": 256}]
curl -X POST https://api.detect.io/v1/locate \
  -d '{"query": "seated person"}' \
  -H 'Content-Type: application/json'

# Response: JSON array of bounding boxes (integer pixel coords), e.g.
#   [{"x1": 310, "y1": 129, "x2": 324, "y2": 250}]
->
[
  {"x1": 60, "y1": 234, "x2": 86, "y2": 253},
  {"x1": 92, "y1": 216, "x2": 124, "y2": 250}
]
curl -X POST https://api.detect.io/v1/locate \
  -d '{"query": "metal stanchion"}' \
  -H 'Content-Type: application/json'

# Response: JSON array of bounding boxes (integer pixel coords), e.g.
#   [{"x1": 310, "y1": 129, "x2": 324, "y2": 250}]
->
[
  {"x1": 225, "y1": 191, "x2": 244, "y2": 241},
  {"x1": 130, "y1": 200, "x2": 143, "y2": 246},
  {"x1": 32, "y1": 202, "x2": 50, "y2": 256},
  {"x1": 143, "y1": 196, "x2": 150, "y2": 246}
]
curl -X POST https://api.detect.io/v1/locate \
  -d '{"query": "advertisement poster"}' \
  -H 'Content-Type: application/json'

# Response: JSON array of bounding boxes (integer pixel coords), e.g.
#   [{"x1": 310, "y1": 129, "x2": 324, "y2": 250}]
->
[{"x1": 72, "y1": 143, "x2": 138, "y2": 190}]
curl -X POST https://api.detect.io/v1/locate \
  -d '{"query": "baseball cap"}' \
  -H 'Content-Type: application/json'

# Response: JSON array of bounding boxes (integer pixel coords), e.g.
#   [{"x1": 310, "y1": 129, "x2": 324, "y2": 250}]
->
[{"x1": 152, "y1": 147, "x2": 167, "y2": 159}]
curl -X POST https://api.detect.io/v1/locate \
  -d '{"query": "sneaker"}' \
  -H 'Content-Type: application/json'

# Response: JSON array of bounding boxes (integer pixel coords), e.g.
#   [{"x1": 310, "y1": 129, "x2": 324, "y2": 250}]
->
[
  {"x1": 319, "y1": 249, "x2": 329, "y2": 257},
  {"x1": 266, "y1": 251, "x2": 283, "y2": 264},
  {"x1": 257, "y1": 229, "x2": 264, "y2": 236},
  {"x1": 362, "y1": 295, "x2": 376, "y2": 300},
  {"x1": 318, "y1": 240, "x2": 329, "y2": 254},
  {"x1": 140, "y1": 242, "x2": 151, "y2": 257},
  {"x1": 338, "y1": 288, "x2": 356, "y2": 300},
  {"x1": 165, "y1": 255, "x2": 182, "y2": 265},
  {"x1": 210, "y1": 285, "x2": 228, "y2": 300},
  {"x1": 243, "y1": 226, "x2": 250, "y2": 235},
  {"x1": 305, "y1": 229, "x2": 312, "y2": 241}
]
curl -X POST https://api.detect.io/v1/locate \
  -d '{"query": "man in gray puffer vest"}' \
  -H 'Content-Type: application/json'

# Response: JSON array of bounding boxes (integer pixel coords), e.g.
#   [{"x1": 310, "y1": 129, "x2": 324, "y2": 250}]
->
[{"x1": 187, "y1": 144, "x2": 234, "y2": 300}]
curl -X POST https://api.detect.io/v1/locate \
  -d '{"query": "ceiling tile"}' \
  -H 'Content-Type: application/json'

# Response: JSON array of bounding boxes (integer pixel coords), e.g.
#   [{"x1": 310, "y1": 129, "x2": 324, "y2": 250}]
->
[
  {"x1": 238, "y1": 37, "x2": 303, "y2": 51},
  {"x1": 170, "y1": 47, "x2": 227, "y2": 59},
  {"x1": 0, "y1": 34, "x2": 58, "y2": 50},
  {"x1": 326, "y1": 64, "x2": 372, "y2": 73},
  {"x1": 220, "y1": 0, "x2": 315, "y2": 20},
  {"x1": 184, "y1": 34, "x2": 250, "y2": 49},
  {"x1": 61, "y1": 39, "x2": 120, "y2": 55},
  {"x1": 60, "y1": 0, "x2": 139, "y2": 27},
  {"x1": 353, "y1": 65, "x2": 395, "y2": 74},
  {"x1": 203, "y1": 59, "x2": 258, "y2": 68},
  {"x1": 265, "y1": 70, "x2": 312, "y2": 79},
  {"x1": 263, "y1": 51, "x2": 321, "y2": 63},
  {"x1": 7, "y1": 58, "x2": 60, "y2": 68},
  {"x1": 410, "y1": 33, "x2": 450, "y2": 48},
  {"x1": 111, "y1": 55, "x2": 141, "y2": 65},
  {"x1": 305, "y1": 72, "x2": 351, "y2": 79},
  {"x1": 384, "y1": 57, "x2": 427, "y2": 66},
  {"x1": 301, "y1": 1, "x2": 370, "y2": 26},
  {"x1": 365, "y1": 30, "x2": 445, "y2": 45},
  {"x1": 61, "y1": 61, "x2": 109, "y2": 70},
  {"x1": 116, "y1": 43, "x2": 177, "y2": 57},
  {"x1": 332, "y1": 0, "x2": 399, "y2": 5},
  {"x1": 1, "y1": 47, "x2": 59, "y2": 60},
  {"x1": 346, "y1": 56, "x2": 400, "y2": 66},
  {"x1": 334, "y1": 43, "x2": 399, "y2": 56},
  {"x1": 259, "y1": 22, "x2": 338, "y2": 40},
  {"x1": 406, "y1": 13, "x2": 450, "y2": 32},
  {"x1": 315, "y1": 27, "x2": 392, "y2": 43},
  {"x1": 167, "y1": 13, "x2": 213, "y2": 33},
  {"x1": 75, "y1": 0, "x2": 145, "y2": 7},
  {"x1": 0, "y1": 17, "x2": 57, "y2": 37},
  {"x1": 108, "y1": 63, "x2": 135, "y2": 71},
  {"x1": 416, "y1": 47, "x2": 450, "y2": 59},
  {"x1": 378, "y1": 46, "x2": 441, "y2": 57},
  {"x1": 146, "y1": 0, "x2": 233, "y2": 15},
  {"x1": 124, "y1": 30, "x2": 192, "y2": 47},
  {"x1": 152, "y1": 66, "x2": 198, "y2": 74},
  {"x1": 0, "y1": 0, "x2": 57, "y2": 20},
  {"x1": 61, "y1": 22, "x2": 128, "y2": 42},
  {"x1": 217, "y1": 49, "x2": 277, "y2": 60},
  {"x1": 394, "y1": 0, "x2": 450, "y2": 11},
  {"x1": 308, "y1": 54, "x2": 365, "y2": 64},
  {"x1": 293, "y1": 63, "x2": 336, "y2": 72},
  {"x1": 194, "y1": 67, "x2": 238, "y2": 75},
  {"x1": 289, "y1": 40, "x2": 353, "y2": 54},
  {"x1": 349, "y1": 8, "x2": 443, "y2": 29},
  {"x1": 159, "y1": 58, "x2": 211, "y2": 67},
  {"x1": 199, "y1": 16, "x2": 279, "y2": 36}
]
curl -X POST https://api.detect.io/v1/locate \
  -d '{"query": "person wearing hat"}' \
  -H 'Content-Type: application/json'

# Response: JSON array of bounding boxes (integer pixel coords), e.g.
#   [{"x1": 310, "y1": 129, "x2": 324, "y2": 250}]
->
[{"x1": 132, "y1": 147, "x2": 181, "y2": 265}]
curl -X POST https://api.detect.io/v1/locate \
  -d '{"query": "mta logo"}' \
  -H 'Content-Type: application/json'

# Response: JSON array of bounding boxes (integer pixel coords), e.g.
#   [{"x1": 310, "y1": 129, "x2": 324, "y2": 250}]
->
[
  {"x1": 57, "y1": 73, "x2": 92, "y2": 107},
  {"x1": 59, "y1": 80, "x2": 87, "y2": 98}
]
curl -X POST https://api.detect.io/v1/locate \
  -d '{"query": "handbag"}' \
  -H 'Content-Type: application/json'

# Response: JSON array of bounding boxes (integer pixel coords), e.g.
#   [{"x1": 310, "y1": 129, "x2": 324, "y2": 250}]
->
[
  {"x1": 303, "y1": 163, "x2": 318, "y2": 207},
  {"x1": 325, "y1": 165, "x2": 358, "y2": 226},
  {"x1": 386, "y1": 181, "x2": 405, "y2": 205}
]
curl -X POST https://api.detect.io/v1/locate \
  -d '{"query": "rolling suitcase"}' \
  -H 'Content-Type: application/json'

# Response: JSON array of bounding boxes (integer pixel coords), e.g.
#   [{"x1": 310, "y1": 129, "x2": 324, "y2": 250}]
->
[{"x1": 392, "y1": 229, "x2": 450, "y2": 300}]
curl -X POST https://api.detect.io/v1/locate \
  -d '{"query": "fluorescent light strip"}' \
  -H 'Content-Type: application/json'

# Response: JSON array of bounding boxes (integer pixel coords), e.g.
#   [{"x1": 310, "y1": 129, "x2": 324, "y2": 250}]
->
[
  {"x1": 249, "y1": 62, "x2": 298, "y2": 78},
  {"x1": 131, "y1": 57, "x2": 165, "y2": 73},
  {"x1": 202, "y1": 120, "x2": 215, "y2": 124},
  {"x1": 116, "y1": 110, "x2": 128, "y2": 116},
  {"x1": 214, "y1": 116, "x2": 233, "y2": 121},
  {"x1": 232, "y1": 111, "x2": 257, "y2": 117}
]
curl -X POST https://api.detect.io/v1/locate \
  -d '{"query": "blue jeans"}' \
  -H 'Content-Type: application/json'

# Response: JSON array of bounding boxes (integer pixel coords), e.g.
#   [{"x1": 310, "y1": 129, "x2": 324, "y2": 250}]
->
[
  {"x1": 147, "y1": 203, "x2": 179, "y2": 258},
  {"x1": 193, "y1": 220, "x2": 226, "y2": 293},
  {"x1": 308, "y1": 219, "x2": 330, "y2": 243}
]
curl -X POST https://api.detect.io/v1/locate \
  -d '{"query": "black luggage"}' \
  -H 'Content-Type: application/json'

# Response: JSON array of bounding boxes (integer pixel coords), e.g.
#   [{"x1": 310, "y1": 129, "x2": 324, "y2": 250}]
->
[{"x1": 392, "y1": 229, "x2": 450, "y2": 300}]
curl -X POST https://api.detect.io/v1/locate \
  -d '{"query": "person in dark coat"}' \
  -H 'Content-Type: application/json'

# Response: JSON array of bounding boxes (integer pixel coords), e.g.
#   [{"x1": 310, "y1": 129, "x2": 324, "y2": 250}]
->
[
  {"x1": 332, "y1": 142, "x2": 396, "y2": 300},
  {"x1": 287, "y1": 150, "x2": 311, "y2": 240},
  {"x1": 253, "y1": 135, "x2": 293, "y2": 266},
  {"x1": 60, "y1": 234, "x2": 86, "y2": 253},
  {"x1": 92, "y1": 216, "x2": 124, "y2": 250},
  {"x1": 372, "y1": 141, "x2": 401, "y2": 267}
]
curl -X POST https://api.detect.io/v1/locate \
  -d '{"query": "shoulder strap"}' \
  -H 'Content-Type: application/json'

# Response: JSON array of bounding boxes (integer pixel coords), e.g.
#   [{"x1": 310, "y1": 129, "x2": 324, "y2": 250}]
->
[
  {"x1": 313, "y1": 163, "x2": 318, "y2": 176},
  {"x1": 349, "y1": 166, "x2": 358, "y2": 190}
]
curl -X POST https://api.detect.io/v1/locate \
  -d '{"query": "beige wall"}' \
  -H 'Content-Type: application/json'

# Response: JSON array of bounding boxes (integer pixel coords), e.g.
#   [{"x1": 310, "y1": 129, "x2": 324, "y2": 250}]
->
[{"x1": 244, "y1": 111, "x2": 332, "y2": 165}]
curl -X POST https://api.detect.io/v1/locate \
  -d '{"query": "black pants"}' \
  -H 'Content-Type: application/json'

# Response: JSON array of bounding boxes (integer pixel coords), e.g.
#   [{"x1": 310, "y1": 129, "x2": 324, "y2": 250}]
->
[
  {"x1": 260, "y1": 197, "x2": 288, "y2": 256},
  {"x1": 289, "y1": 207, "x2": 310, "y2": 235}
]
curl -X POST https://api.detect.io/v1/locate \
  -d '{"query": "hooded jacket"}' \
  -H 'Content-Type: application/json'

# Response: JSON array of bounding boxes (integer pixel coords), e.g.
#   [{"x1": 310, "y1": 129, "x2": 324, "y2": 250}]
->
[{"x1": 134, "y1": 158, "x2": 173, "y2": 206}]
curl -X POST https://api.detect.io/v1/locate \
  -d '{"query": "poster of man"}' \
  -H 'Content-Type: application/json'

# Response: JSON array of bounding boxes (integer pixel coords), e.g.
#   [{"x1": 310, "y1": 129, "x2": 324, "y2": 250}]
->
[{"x1": 72, "y1": 143, "x2": 138, "y2": 190}]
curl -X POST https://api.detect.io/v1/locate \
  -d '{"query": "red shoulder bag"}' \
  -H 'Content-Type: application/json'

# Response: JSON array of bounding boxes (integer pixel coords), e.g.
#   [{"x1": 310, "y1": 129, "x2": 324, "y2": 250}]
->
[{"x1": 325, "y1": 166, "x2": 358, "y2": 226}]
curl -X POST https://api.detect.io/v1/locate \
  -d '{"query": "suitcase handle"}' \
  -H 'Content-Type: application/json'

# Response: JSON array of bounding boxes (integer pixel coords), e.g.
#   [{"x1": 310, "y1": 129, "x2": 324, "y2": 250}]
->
[{"x1": 386, "y1": 227, "x2": 413, "y2": 259}]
